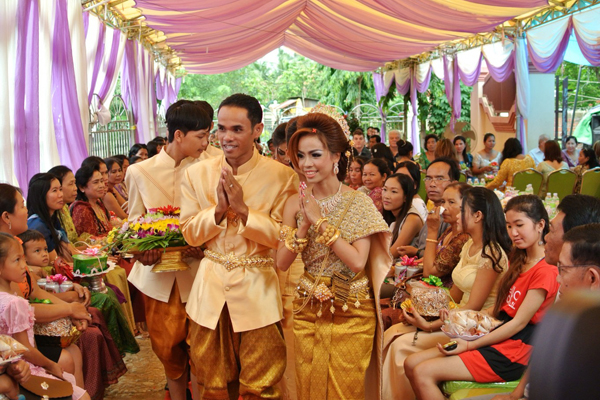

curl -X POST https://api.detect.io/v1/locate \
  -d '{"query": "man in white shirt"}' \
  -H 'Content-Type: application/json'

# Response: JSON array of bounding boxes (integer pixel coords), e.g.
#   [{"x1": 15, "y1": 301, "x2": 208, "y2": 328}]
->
[{"x1": 528, "y1": 134, "x2": 549, "y2": 166}]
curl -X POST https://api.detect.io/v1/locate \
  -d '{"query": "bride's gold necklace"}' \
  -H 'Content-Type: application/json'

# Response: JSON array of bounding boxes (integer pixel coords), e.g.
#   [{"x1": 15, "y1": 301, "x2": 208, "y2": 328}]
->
[{"x1": 314, "y1": 182, "x2": 343, "y2": 216}]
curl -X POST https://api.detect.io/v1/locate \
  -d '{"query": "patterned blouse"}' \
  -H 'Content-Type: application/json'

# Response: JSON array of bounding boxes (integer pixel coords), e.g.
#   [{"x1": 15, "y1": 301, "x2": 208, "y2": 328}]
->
[
  {"x1": 434, "y1": 228, "x2": 470, "y2": 278},
  {"x1": 70, "y1": 200, "x2": 111, "y2": 237},
  {"x1": 486, "y1": 155, "x2": 535, "y2": 191},
  {"x1": 297, "y1": 191, "x2": 389, "y2": 279}
]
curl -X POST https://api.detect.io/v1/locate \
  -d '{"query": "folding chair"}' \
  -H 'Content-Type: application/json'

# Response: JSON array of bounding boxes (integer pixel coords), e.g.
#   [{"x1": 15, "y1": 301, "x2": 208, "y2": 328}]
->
[
  {"x1": 512, "y1": 168, "x2": 543, "y2": 195},
  {"x1": 580, "y1": 167, "x2": 600, "y2": 198},
  {"x1": 418, "y1": 170, "x2": 427, "y2": 201},
  {"x1": 546, "y1": 169, "x2": 577, "y2": 201}
]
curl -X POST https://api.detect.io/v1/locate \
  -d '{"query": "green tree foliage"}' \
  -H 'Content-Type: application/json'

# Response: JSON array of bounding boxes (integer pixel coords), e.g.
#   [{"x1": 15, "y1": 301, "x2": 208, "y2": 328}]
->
[
  {"x1": 416, "y1": 75, "x2": 472, "y2": 136},
  {"x1": 178, "y1": 50, "x2": 377, "y2": 113},
  {"x1": 557, "y1": 62, "x2": 600, "y2": 110}
]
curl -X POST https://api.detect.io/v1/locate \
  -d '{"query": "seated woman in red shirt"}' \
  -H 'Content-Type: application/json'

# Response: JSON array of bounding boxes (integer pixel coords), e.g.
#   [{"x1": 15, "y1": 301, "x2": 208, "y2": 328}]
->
[{"x1": 405, "y1": 195, "x2": 559, "y2": 399}]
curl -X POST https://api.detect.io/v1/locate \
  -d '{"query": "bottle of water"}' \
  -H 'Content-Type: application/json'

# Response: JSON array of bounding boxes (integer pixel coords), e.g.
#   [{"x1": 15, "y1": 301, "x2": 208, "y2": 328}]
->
[
  {"x1": 525, "y1": 184, "x2": 534, "y2": 195},
  {"x1": 544, "y1": 193, "x2": 553, "y2": 216}
]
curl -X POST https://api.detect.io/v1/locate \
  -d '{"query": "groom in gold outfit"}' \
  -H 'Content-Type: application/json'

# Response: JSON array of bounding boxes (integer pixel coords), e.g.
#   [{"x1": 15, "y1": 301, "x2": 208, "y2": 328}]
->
[{"x1": 180, "y1": 93, "x2": 299, "y2": 399}]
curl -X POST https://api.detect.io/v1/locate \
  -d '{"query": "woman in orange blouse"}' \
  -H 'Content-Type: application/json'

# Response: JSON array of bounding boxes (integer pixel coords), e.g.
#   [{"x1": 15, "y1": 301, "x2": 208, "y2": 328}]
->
[{"x1": 486, "y1": 138, "x2": 534, "y2": 191}]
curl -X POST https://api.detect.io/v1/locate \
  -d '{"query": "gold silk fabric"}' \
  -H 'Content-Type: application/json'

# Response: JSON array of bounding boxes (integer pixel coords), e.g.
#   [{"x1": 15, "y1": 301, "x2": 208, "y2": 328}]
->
[
  {"x1": 180, "y1": 149, "x2": 299, "y2": 332},
  {"x1": 189, "y1": 306, "x2": 286, "y2": 400},
  {"x1": 294, "y1": 190, "x2": 392, "y2": 400}
]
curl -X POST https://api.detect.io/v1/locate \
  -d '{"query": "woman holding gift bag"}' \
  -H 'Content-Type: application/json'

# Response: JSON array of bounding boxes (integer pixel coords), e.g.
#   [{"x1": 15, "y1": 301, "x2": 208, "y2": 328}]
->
[{"x1": 381, "y1": 187, "x2": 510, "y2": 400}]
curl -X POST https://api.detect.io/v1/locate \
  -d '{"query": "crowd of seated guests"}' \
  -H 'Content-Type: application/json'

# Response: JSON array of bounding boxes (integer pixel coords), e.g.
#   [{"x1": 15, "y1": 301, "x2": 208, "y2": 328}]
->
[
  {"x1": 0, "y1": 137, "x2": 173, "y2": 399},
  {"x1": 276, "y1": 121, "x2": 600, "y2": 399}
]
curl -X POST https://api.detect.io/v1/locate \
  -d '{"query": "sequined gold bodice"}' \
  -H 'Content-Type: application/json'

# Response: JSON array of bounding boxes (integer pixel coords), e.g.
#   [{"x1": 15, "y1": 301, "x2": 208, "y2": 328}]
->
[{"x1": 297, "y1": 191, "x2": 390, "y2": 278}]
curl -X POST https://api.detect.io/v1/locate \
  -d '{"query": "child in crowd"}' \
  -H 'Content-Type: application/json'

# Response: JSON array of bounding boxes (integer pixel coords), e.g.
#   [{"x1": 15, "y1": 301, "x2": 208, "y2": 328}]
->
[
  {"x1": 18, "y1": 230, "x2": 50, "y2": 278},
  {"x1": 0, "y1": 233, "x2": 89, "y2": 400}
]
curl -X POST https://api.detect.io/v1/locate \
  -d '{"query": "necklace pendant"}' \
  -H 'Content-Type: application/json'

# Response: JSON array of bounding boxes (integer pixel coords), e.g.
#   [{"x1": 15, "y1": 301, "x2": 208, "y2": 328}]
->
[
  {"x1": 354, "y1": 299, "x2": 361, "y2": 308},
  {"x1": 317, "y1": 308, "x2": 322, "y2": 318},
  {"x1": 342, "y1": 303, "x2": 349, "y2": 312},
  {"x1": 330, "y1": 304, "x2": 335, "y2": 314}
]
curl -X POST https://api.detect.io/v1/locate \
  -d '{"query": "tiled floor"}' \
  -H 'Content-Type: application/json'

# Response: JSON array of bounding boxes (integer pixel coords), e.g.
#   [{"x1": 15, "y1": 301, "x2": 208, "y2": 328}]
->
[{"x1": 105, "y1": 337, "x2": 166, "y2": 400}]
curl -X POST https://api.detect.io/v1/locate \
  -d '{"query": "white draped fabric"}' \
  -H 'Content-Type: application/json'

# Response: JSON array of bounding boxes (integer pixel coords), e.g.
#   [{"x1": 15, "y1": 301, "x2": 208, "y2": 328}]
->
[{"x1": 0, "y1": 1, "x2": 18, "y2": 183}]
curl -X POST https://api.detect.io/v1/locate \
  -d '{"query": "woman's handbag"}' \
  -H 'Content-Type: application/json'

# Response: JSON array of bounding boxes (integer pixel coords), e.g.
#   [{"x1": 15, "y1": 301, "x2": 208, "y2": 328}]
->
[{"x1": 20, "y1": 375, "x2": 73, "y2": 399}]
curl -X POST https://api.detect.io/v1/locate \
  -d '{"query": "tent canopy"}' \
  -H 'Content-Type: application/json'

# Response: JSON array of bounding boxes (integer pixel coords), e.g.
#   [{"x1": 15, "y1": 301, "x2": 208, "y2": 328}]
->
[{"x1": 92, "y1": 0, "x2": 550, "y2": 73}]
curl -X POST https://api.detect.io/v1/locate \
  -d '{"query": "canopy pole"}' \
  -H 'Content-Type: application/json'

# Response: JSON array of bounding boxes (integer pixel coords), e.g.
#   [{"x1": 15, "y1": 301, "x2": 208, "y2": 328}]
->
[{"x1": 569, "y1": 65, "x2": 583, "y2": 136}]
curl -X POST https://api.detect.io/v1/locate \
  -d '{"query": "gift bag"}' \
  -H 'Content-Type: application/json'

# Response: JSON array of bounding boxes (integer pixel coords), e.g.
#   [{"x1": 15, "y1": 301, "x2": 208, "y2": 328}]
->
[{"x1": 33, "y1": 318, "x2": 81, "y2": 348}]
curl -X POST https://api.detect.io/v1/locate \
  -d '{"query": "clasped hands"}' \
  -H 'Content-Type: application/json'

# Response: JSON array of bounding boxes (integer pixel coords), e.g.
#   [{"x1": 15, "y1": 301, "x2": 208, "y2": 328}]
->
[
  {"x1": 298, "y1": 186, "x2": 323, "y2": 232},
  {"x1": 215, "y1": 167, "x2": 248, "y2": 225}
]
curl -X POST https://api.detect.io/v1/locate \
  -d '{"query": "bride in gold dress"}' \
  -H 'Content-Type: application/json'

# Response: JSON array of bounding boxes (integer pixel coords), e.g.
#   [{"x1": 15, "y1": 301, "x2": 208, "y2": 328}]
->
[{"x1": 277, "y1": 111, "x2": 392, "y2": 400}]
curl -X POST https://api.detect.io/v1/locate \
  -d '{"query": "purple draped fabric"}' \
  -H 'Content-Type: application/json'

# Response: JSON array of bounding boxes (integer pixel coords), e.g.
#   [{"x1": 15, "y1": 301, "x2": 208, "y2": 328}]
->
[
  {"x1": 156, "y1": 73, "x2": 166, "y2": 100},
  {"x1": 574, "y1": 29, "x2": 600, "y2": 67},
  {"x1": 411, "y1": 64, "x2": 432, "y2": 153},
  {"x1": 485, "y1": 50, "x2": 515, "y2": 82},
  {"x1": 122, "y1": 40, "x2": 141, "y2": 142},
  {"x1": 14, "y1": 0, "x2": 40, "y2": 194},
  {"x1": 373, "y1": 72, "x2": 385, "y2": 102},
  {"x1": 88, "y1": 22, "x2": 105, "y2": 103},
  {"x1": 83, "y1": 11, "x2": 89, "y2": 38},
  {"x1": 527, "y1": 19, "x2": 573, "y2": 73},
  {"x1": 395, "y1": 75, "x2": 410, "y2": 96},
  {"x1": 458, "y1": 55, "x2": 483, "y2": 86},
  {"x1": 452, "y1": 59, "x2": 461, "y2": 130},
  {"x1": 96, "y1": 28, "x2": 121, "y2": 103},
  {"x1": 443, "y1": 56, "x2": 453, "y2": 109},
  {"x1": 165, "y1": 77, "x2": 182, "y2": 111},
  {"x1": 51, "y1": 0, "x2": 89, "y2": 170},
  {"x1": 410, "y1": 71, "x2": 418, "y2": 149}
]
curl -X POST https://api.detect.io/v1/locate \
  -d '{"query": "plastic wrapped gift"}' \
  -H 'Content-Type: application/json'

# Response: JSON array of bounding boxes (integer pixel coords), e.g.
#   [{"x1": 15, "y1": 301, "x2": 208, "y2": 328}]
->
[
  {"x1": 33, "y1": 317, "x2": 81, "y2": 348},
  {"x1": 442, "y1": 309, "x2": 502, "y2": 341},
  {"x1": 0, "y1": 334, "x2": 28, "y2": 364},
  {"x1": 406, "y1": 277, "x2": 452, "y2": 317}
]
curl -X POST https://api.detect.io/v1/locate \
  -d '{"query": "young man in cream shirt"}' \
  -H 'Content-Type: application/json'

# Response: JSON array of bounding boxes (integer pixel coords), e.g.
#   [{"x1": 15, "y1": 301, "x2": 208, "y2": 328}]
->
[{"x1": 126, "y1": 100, "x2": 213, "y2": 400}]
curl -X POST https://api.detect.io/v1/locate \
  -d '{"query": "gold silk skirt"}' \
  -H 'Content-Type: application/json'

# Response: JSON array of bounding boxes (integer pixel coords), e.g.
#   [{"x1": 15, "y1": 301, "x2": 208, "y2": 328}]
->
[{"x1": 293, "y1": 271, "x2": 376, "y2": 400}]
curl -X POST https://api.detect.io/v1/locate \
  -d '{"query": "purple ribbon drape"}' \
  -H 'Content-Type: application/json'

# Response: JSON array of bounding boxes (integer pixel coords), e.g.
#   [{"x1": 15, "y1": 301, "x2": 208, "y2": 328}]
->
[
  {"x1": 165, "y1": 77, "x2": 182, "y2": 111},
  {"x1": 14, "y1": 0, "x2": 40, "y2": 194},
  {"x1": 410, "y1": 65, "x2": 432, "y2": 153},
  {"x1": 527, "y1": 19, "x2": 573, "y2": 73},
  {"x1": 156, "y1": 73, "x2": 166, "y2": 100},
  {"x1": 96, "y1": 28, "x2": 121, "y2": 102},
  {"x1": 52, "y1": 0, "x2": 89, "y2": 170},
  {"x1": 88, "y1": 22, "x2": 105, "y2": 103},
  {"x1": 573, "y1": 27, "x2": 600, "y2": 67},
  {"x1": 452, "y1": 59, "x2": 461, "y2": 130},
  {"x1": 122, "y1": 40, "x2": 142, "y2": 141},
  {"x1": 373, "y1": 72, "x2": 385, "y2": 103},
  {"x1": 458, "y1": 55, "x2": 483, "y2": 86},
  {"x1": 485, "y1": 50, "x2": 515, "y2": 82}
]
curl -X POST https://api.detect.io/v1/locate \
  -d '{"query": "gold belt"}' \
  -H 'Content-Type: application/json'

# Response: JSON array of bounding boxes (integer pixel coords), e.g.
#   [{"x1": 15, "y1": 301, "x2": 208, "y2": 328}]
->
[
  {"x1": 296, "y1": 272, "x2": 370, "y2": 315},
  {"x1": 204, "y1": 249, "x2": 274, "y2": 271}
]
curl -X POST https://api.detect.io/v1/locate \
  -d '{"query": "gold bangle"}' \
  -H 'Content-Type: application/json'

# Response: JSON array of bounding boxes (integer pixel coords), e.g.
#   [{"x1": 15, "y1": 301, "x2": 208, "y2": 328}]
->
[
  {"x1": 426, "y1": 238, "x2": 438, "y2": 244},
  {"x1": 315, "y1": 224, "x2": 336, "y2": 245},
  {"x1": 284, "y1": 229, "x2": 308, "y2": 253},
  {"x1": 314, "y1": 217, "x2": 328, "y2": 232},
  {"x1": 325, "y1": 229, "x2": 341, "y2": 247}
]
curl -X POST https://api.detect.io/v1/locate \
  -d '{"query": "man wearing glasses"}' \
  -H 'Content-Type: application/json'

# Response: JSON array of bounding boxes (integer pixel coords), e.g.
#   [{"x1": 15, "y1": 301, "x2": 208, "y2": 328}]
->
[{"x1": 397, "y1": 157, "x2": 460, "y2": 258}]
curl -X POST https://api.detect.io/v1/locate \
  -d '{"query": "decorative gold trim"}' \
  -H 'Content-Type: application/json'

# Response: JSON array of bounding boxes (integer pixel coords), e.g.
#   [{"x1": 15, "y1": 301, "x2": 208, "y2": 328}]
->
[{"x1": 204, "y1": 249, "x2": 274, "y2": 271}]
